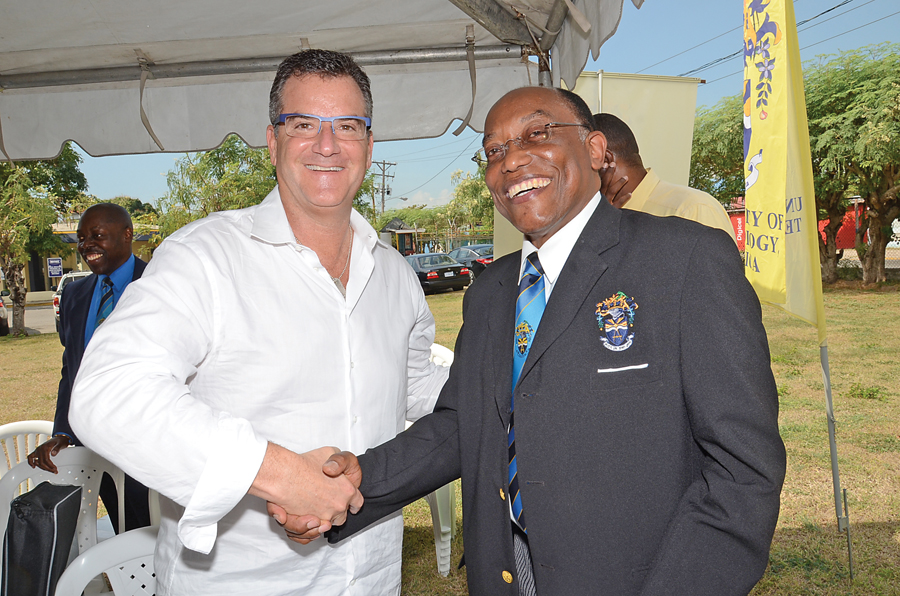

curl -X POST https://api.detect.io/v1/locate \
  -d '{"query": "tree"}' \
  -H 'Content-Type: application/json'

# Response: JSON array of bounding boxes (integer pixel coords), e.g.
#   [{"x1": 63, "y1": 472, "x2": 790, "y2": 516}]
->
[
  {"x1": 689, "y1": 95, "x2": 745, "y2": 206},
  {"x1": 805, "y1": 58, "x2": 856, "y2": 283},
  {"x1": 447, "y1": 164, "x2": 493, "y2": 231},
  {"x1": 19, "y1": 143, "x2": 88, "y2": 212},
  {"x1": 353, "y1": 173, "x2": 376, "y2": 223},
  {"x1": 807, "y1": 44, "x2": 900, "y2": 283},
  {"x1": 155, "y1": 135, "x2": 275, "y2": 242},
  {"x1": 0, "y1": 168, "x2": 58, "y2": 335},
  {"x1": 110, "y1": 196, "x2": 158, "y2": 218}
]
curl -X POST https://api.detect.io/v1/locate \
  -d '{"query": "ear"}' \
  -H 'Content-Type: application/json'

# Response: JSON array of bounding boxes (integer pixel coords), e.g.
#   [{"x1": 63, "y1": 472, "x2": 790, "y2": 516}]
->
[
  {"x1": 366, "y1": 132, "x2": 374, "y2": 170},
  {"x1": 124, "y1": 226, "x2": 134, "y2": 242},
  {"x1": 603, "y1": 149, "x2": 615, "y2": 168},
  {"x1": 587, "y1": 131, "x2": 608, "y2": 171},
  {"x1": 266, "y1": 125, "x2": 278, "y2": 166}
]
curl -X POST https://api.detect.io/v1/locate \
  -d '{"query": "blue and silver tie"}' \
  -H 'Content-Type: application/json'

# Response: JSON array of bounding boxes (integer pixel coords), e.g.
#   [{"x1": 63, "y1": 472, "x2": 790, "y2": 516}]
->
[
  {"x1": 95, "y1": 276, "x2": 114, "y2": 328},
  {"x1": 509, "y1": 252, "x2": 546, "y2": 532}
]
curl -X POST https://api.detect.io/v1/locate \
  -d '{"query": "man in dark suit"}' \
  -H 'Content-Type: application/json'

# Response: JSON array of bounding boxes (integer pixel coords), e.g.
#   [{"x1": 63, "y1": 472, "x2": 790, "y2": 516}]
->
[
  {"x1": 279, "y1": 86, "x2": 786, "y2": 595},
  {"x1": 28, "y1": 203, "x2": 150, "y2": 533}
]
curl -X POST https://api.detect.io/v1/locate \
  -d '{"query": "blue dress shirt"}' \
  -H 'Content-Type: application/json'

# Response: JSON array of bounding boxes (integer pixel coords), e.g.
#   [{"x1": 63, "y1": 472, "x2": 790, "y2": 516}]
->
[{"x1": 84, "y1": 254, "x2": 136, "y2": 346}]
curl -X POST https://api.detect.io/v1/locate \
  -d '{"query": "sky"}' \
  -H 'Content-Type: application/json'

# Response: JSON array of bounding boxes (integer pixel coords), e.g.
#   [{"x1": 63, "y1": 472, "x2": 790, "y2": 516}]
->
[{"x1": 76, "y1": 0, "x2": 899, "y2": 209}]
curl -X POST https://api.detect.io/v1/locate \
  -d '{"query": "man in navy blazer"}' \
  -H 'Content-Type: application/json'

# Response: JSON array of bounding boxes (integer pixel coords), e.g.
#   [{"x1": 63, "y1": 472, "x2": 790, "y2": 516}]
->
[
  {"x1": 281, "y1": 87, "x2": 786, "y2": 595},
  {"x1": 29, "y1": 203, "x2": 150, "y2": 533}
]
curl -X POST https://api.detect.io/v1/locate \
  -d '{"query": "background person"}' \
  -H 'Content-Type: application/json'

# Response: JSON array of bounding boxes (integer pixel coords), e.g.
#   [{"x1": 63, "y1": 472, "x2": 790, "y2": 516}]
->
[
  {"x1": 28, "y1": 202, "x2": 151, "y2": 533},
  {"x1": 594, "y1": 112, "x2": 737, "y2": 242},
  {"x1": 69, "y1": 50, "x2": 448, "y2": 595},
  {"x1": 291, "y1": 86, "x2": 785, "y2": 596}
]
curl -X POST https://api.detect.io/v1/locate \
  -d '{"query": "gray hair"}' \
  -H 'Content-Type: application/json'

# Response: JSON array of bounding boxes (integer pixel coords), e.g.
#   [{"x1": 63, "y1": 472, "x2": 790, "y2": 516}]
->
[{"x1": 269, "y1": 50, "x2": 373, "y2": 131}]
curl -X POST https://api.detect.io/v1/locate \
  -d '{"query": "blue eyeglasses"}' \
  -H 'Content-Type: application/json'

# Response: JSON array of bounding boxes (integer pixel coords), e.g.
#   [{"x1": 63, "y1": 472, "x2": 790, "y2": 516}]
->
[{"x1": 277, "y1": 113, "x2": 371, "y2": 141}]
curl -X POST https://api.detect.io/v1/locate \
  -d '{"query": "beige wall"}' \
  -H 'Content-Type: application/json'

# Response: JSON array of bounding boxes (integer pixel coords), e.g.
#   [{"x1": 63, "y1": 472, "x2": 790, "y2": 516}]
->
[{"x1": 494, "y1": 71, "x2": 701, "y2": 258}]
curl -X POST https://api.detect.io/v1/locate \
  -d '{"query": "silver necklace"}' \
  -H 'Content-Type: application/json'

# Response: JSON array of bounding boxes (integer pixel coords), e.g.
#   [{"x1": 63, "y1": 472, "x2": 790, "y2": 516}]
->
[{"x1": 331, "y1": 226, "x2": 352, "y2": 298}]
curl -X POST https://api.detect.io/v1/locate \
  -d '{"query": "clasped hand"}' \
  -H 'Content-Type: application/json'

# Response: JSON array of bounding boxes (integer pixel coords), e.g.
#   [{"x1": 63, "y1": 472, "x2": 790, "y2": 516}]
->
[{"x1": 258, "y1": 446, "x2": 361, "y2": 544}]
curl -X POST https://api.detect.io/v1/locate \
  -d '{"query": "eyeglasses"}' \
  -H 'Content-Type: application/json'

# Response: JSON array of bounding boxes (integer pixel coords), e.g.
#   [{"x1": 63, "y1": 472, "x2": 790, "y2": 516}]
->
[
  {"x1": 277, "y1": 113, "x2": 372, "y2": 141},
  {"x1": 472, "y1": 122, "x2": 590, "y2": 167}
]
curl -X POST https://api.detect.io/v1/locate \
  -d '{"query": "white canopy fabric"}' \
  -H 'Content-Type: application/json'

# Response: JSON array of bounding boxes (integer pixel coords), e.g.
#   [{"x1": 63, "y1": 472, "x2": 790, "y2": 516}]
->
[{"x1": 0, "y1": 0, "x2": 642, "y2": 159}]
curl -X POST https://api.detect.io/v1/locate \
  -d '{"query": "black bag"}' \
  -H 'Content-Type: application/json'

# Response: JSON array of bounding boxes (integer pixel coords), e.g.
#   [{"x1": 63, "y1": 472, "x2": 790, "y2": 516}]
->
[{"x1": 2, "y1": 482, "x2": 82, "y2": 596}]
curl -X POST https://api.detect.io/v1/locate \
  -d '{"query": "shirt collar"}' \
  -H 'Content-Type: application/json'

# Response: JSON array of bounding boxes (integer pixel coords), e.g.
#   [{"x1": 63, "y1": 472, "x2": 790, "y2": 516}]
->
[
  {"x1": 250, "y1": 186, "x2": 295, "y2": 245},
  {"x1": 622, "y1": 167, "x2": 659, "y2": 212},
  {"x1": 519, "y1": 191, "x2": 602, "y2": 285},
  {"x1": 105, "y1": 253, "x2": 136, "y2": 289},
  {"x1": 250, "y1": 184, "x2": 379, "y2": 254}
]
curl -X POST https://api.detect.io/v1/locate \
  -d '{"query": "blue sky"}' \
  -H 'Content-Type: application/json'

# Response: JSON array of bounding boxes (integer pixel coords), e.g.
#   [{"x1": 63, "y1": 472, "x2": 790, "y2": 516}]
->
[{"x1": 76, "y1": 0, "x2": 899, "y2": 208}]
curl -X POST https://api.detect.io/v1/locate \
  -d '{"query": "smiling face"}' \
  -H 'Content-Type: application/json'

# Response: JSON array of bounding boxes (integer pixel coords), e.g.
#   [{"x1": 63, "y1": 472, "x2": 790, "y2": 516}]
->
[
  {"x1": 76, "y1": 205, "x2": 134, "y2": 276},
  {"x1": 484, "y1": 87, "x2": 606, "y2": 248},
  {"x1": 266, "y1": 74, "x2": 373, "y2": 222}
]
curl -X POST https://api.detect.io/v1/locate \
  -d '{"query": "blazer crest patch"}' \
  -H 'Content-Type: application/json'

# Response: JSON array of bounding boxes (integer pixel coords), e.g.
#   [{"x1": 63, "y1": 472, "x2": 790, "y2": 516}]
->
[
  {"x1": 515, "y1": 321, "x2": 534, "y2": 356},
  {"x1": 595, "y1": 292, "x2": 639, "y2": 352}
]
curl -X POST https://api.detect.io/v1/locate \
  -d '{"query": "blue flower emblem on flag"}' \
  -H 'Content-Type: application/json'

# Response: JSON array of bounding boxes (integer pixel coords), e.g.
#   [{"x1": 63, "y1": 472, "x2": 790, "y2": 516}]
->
[{"x1": 595, "y1": 292, "x2": 639, "y2": 352}]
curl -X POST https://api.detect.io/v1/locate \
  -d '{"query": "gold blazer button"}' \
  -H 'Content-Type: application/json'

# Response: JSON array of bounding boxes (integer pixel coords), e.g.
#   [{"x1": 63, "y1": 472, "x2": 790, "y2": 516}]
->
[
  {"x1": 500, "y1": 487, "x2": 506, "y2": 500},
  {"x1": 502, "y1": 570, "x2": 513, "y2": 584}
]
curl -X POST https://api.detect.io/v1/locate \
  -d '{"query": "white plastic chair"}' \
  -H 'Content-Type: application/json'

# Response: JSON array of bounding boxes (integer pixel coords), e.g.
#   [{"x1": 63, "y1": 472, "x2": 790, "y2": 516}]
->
[
  {"x1": 408, "y1": 344, "x2": 458, "y2": 576},
  {"x1": 54, "y1": 525, "x2": 159, "y2": 596},
  {"x1": 0, "y1": 420, "x2": 54, "y2": 482},
  {"x1": 0, "y1": 446, "x2": 126, "y2": 581}
]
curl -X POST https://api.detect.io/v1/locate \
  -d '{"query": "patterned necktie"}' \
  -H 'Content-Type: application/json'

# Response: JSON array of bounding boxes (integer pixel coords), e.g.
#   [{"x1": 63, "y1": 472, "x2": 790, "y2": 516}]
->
[
  {"x1": 95, "y1": 276, "x2": 114, "y2": 328},
  {"x1": 509, "y1": 252, "x2": 546, "y2": 532}
]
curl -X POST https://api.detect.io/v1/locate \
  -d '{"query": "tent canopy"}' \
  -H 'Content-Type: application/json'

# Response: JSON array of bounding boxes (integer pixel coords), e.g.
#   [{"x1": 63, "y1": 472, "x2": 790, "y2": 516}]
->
[{"x1": 0, "y1": 0, "x2": 642, "y2": 159}]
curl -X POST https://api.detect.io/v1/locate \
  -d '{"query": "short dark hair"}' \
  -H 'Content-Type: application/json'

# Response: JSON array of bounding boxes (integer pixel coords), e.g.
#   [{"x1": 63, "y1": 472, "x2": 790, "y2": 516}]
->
[
  {"x1": 554, "y1": 88, "x2": 596, "y2": 139},
  {"x1": 81, "y1": 203, "x2": 133, "y2": 231},
  {"x1": 593, "y1": 113, "x2": 641, "y2": 164},
  {"x1": 269, "y1": 50, "x2": 373, "y2": 127}
]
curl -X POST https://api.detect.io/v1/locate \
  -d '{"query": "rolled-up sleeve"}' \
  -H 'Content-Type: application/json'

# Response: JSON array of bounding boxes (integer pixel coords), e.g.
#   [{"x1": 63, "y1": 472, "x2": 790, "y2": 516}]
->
[{"x1": 70, "y1": 236, "x2": 268, "y2": 554}]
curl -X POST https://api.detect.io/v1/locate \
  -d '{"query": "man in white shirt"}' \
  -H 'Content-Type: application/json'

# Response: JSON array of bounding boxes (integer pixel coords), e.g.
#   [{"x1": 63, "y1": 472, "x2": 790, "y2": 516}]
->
[{"x1": 70, "y1": 50, "x2": 448, "y2": 595}]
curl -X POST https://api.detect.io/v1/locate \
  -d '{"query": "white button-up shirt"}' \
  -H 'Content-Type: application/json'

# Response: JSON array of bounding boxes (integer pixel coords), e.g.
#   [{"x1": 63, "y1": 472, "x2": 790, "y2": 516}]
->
[{"x1": 71, "y1": 187, "x2": 449, "y2": 596}]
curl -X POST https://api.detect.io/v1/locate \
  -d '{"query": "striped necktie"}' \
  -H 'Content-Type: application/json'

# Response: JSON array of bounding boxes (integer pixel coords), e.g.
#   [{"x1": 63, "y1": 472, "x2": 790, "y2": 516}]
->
[
  {"x1": 509, "y1": 252, "x2": 546, "y2": 532},
  {"x1": 95, "y1": 276, "x2": 114, "y2": 328}
]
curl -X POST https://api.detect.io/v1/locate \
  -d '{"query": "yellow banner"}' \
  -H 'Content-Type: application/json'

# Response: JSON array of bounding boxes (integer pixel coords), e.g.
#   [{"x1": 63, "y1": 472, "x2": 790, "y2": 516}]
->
[{"x1": 742, "y1": 0, "x2": 826, "y2": 344}]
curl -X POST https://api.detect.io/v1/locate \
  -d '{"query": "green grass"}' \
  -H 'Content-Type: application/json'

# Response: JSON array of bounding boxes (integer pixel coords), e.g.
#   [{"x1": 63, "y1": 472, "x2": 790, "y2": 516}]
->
[{"x1": 4, "y1": 284, "x2": 900, "y2": 594}]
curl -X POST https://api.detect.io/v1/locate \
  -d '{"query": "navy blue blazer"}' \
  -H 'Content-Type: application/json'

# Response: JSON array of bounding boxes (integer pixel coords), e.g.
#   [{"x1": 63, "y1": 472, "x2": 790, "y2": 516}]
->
[
  {"x1": 54, "y1": 258, "x2": 147, "y2": 442},
  {"x1": 330, "y1": 200, "x2": 786, "y2": 596}
]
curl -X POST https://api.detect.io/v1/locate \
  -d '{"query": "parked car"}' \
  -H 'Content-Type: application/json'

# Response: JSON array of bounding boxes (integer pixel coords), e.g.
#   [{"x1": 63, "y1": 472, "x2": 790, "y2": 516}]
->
[
  {"x1": 448, "y1": 244, "x2": 493, "y2": 282},
  {"x1": 405, "y1": 253, "x2": 469, "y2": 294},
  {"x1": 53, "y1": 270, "x2": 92, "y2": 332}
]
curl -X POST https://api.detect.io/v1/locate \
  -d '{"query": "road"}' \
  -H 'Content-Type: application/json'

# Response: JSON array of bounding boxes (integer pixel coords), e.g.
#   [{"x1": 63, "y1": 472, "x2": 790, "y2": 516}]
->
[{"x1": 8, "y1": 305, "x2": 58, "y2": 335}]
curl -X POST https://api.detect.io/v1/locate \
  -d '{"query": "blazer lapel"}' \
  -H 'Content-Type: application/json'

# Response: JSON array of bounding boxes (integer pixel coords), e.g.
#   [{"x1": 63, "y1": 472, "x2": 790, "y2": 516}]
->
[
  {"x1": 518, "y1": 199, "x2": 622, "y2": 384},
  {"x1": 72, "y1": 275, "x2": 97, "y2": 354}
]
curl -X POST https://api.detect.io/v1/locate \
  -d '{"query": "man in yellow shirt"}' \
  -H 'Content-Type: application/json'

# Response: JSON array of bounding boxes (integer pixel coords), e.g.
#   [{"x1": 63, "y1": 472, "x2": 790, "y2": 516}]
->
[{"x1": 594, "y1": 112, "x2": 736, "y2": 243}]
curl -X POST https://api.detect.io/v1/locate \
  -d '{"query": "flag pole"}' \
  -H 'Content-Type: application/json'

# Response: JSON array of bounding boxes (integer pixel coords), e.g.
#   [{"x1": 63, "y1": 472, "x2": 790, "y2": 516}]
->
[
  {"x1": 819, "y1": 341, "x2": 846, "y2": 530},
  {"x1": 820, "y1": 340, "x2": 853, "y2": 579}
]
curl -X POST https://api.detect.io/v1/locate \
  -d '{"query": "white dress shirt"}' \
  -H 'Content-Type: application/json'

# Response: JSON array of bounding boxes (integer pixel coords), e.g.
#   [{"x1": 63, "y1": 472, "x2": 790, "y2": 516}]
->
[
  {"x1": 71, "y1": 186, "x2": 449, "y2": 596},
  {"x1": 519, "y1": 192, "x2": 602, "y2": 300}
]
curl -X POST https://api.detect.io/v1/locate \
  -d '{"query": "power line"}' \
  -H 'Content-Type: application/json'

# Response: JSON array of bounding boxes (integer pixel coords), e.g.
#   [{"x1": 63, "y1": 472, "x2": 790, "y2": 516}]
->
[
  {"x1": 796, "y1": 0, "x2": 857, "y2": 27},
  {"x1": 393, "y1": 135, "x2": 480, "y2": 199},
  {"x1": 631, "y1": 0, "x2": 816, "y2": 75},
  {"x1": 636, "y1": 26, "x2": 740, "y2": 74},
  {"x1": 703, "y1": 8, "x2": 900, "y2": 87},
  {"x1": 386, "y1": 131, "x2": 480, "y2": 159},
  {"x1": 679, "y1": 0, "x2": 863, "y2": 77},
  {"x1": 795, "y1": 0, "x2": 880, "y2": 32}
]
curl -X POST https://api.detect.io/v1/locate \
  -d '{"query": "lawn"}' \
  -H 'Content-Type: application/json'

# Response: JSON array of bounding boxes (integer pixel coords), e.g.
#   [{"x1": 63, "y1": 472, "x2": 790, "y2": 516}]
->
[{"x1": 2, "y1": 284, "x2": 898, "y2": 594}]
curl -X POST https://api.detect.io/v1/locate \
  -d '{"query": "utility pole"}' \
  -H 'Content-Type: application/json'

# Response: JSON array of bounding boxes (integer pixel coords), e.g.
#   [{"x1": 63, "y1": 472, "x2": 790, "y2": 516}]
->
[{"x1": 371, "y1": 160, "x2": 396, "y2": 213}]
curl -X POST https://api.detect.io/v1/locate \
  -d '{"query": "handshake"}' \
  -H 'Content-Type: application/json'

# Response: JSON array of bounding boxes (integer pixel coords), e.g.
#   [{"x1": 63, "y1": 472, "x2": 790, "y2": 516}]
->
[{"x1": 249, "y1": 444, "x2": 362, "y2": 544}]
